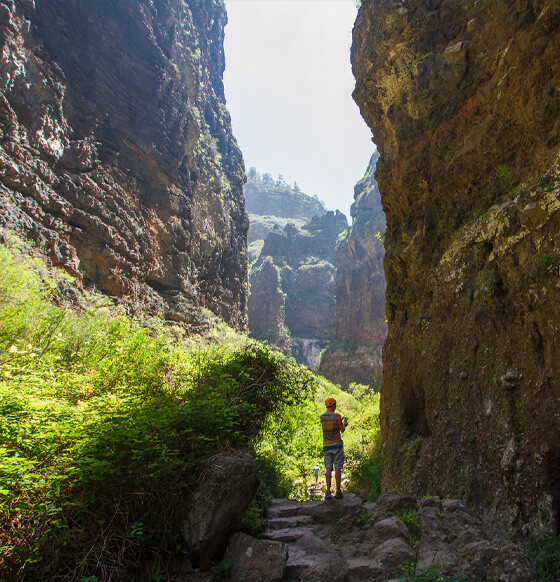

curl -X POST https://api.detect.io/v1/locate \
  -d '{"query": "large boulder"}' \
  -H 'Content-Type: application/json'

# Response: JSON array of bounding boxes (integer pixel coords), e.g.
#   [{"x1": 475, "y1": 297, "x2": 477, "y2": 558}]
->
[
  {"x1": 224, "y1": 532, "x2": 288, "y2": 581},
  {"x1": 180, "y1": 452, "x2": 259, "y2": 568}
]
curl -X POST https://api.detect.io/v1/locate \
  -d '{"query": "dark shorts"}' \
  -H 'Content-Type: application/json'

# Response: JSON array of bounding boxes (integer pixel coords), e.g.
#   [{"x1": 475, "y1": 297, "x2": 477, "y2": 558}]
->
[{"x1": 323, "y1": 446, "x2": 344, "y2": 470}]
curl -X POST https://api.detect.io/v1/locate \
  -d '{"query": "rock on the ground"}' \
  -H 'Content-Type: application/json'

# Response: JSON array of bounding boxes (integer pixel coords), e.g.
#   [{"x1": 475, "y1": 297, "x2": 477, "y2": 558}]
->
[
  {"x1": 371, "y1": 538, "x2": 416, "y2": 574},
  {"x1": 224, "y1": 532, "x2": 287, "y2": 582},
  {"x1": 263, "y1": 491, "x2": 536, "y2": 581},
  {"x1": 180, "y1": 452, "x2": 258, "y2": 568}
]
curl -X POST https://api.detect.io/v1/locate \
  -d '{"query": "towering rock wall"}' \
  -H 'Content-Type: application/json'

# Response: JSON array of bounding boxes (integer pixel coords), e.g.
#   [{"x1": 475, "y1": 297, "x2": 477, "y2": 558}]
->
[
  {"x1": 0, "y1": 0, "x2": 247, "y2": 328},
  {"x1": 353, "y1": 0, "x2": 560, "y2": 533},
  {"x1": 319, "y1": 152, "x2": 387, "y2": 389},
  {"x1": 248, "y1": 211, "x2": 348, "y2": 369}
]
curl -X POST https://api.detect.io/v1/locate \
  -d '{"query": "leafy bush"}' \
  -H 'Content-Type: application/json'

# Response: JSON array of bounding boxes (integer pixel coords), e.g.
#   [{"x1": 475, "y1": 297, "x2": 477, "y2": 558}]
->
[{"x1": 0, "y1": 235, "x2": 314, "y2": 581}]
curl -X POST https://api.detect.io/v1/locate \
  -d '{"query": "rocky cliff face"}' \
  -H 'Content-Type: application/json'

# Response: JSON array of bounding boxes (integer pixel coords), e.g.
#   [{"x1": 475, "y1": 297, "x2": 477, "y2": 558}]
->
[
  {"x1": 245, "y1": 179, "x2": 325, "y2": 222},
  {"x1": 248, "y1": 211, "x2": 348, "y2": 368},
  {"x1": 0, "y1": 0, "x2": 247, "y2": 328},
  {"x1": 353, "y1": 0, "x2": 560, "y2": 533},
  {"x1": 319, "y1": 152, "x2": 387, "y2": 389},
  {"x1": 245, "y1": 177, "x2": 326, "y2": 261}
]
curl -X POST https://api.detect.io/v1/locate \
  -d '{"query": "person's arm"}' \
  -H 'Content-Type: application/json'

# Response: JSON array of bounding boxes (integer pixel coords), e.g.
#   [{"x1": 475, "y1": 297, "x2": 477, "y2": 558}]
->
[{"x1": 336, "y1": 413, "x2": 345, "y2": 433}]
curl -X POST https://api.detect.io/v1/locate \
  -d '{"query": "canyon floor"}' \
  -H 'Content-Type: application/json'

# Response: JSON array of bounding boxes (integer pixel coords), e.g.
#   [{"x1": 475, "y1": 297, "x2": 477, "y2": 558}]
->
[{"x1": 188, "y1": 490, "x2": 537, "y2": 582}]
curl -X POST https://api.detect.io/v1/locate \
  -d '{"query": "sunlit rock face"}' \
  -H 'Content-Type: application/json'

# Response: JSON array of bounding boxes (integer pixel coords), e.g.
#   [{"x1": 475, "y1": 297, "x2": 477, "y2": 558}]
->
[
  {"x1": 353, "y1": 0, "x2": 560, "y2": 533},
  {"x1": 0, "y1": 0, "x2": 247, "y2": 328},
  {"x1": 245, "y1": 178, "x2": 326, "y2": 261},
  {"x1": 319, "y1": 152, "x2": 387, "y2": 389},
  {"x1": 248, "y1": 211, "x2": 348, "y2": 368}
]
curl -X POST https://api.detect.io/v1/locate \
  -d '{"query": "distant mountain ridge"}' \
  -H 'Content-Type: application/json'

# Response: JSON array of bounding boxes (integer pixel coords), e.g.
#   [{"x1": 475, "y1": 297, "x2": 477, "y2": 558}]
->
[{"x1": 245, "y1": 169, "x2": 327, "y2": 261}]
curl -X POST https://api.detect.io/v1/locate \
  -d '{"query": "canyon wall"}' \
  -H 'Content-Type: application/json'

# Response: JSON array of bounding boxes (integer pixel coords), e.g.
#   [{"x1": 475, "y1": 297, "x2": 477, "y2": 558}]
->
[
  {"x1": 319, "y1": 152, "x2": 387, "y2": 389},
  {"x1": 248, "y1": 210, "x2": 347, "y2": 369},
  {"x1": 245, "y1": 176, "x2": 325, "y2": 261},
  {"x1": 0, "y1": 0, "x2": 247, "y2": 328},
  {"x1": 353, "y1": 0, "x2": 560, "y2": 533}
]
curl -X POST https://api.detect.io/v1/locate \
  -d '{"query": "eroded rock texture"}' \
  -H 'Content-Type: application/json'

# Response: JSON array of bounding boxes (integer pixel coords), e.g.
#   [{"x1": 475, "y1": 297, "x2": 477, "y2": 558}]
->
[
  {"x1": 352, "y1": 0, "x2": 560, "y2": 533},
  {"x1": 248, "y1": 211, "x2": 348, "y2": 368},
  {"x1": 319, "y1": 152, "x2": 387, "y2": 389},
  {"x1": 0, "y1": 0, "x2": 247, "y2": 327},
  {"x1": 245, "y1": 176, "x2": 325, "y2": 261}
]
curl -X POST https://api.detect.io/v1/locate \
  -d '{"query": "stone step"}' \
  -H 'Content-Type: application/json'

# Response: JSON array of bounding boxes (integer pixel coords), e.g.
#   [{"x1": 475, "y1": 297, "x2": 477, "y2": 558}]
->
[
  {"x1": 263, "y1": 527, "x2": 308, "y2": 543},
  {"x1": 267, "y1": 514, "x2": 312, "y2": 530},
  {"x1": 269, "y1": 505, "x2": 299, "y2": 518},
  {"x1": 267, "y1": 501, "x2": 320, "y2": 519}
]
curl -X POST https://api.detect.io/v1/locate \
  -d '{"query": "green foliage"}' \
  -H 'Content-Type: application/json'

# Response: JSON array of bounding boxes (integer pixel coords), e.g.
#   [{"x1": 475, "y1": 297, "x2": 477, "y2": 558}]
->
[
  {"x1": 341, "y1": 389, "x2": 383, "y2": 502},
  {"x1": 238, "y1": 492, "x2": 269, "y2": 539},
  {"x1": 396, "y1": 509, "x2": 420, "y2": 529},
  {"x1": 526, "y1": 533, "x2": 560, "y2": 581},
  {"x1": 356, "y1": 510, "x2": 373, "y2": 526},
  {"x1": 0, "y1": 235, "x2": 315, "y2": 581},
  {"x1": 336, "y1": 228, "x2": 350, "y2": 247},
  {"x1": 496, "y1": 164, "x2": 513, "y2": 180},
  {"x1": 211, "y1": 559, "x2": 232, "y2": 581},
  {"x1": 254, "y1": 376, "x2": 381, "y2": 500},
  {"x1": 540, "y1": 254, "x2": 554, "y2": 265}
]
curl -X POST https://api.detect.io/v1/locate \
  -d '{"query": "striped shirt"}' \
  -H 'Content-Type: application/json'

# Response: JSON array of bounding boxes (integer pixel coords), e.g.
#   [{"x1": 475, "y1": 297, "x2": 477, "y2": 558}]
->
[{"x1": 321, "y1": 412, "x2": 343, "y2": 451}]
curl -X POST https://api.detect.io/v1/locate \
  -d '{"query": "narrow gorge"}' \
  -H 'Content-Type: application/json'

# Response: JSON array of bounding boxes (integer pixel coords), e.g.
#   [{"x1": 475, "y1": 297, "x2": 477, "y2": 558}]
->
[
  {"x1": 319, "y1": 151, "x2": 387, "y2": 389},
  {"x1": 2, "y1": 0, "x2": 560, "y2": 580}
]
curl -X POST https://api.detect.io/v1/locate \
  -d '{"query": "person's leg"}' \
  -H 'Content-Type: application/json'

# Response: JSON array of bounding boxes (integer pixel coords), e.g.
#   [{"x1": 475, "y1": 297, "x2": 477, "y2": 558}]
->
[
  {"x1": 325, "y1": 468, "x2": 332, "y2": 491},
  {"x1": 335, "y1": 468, "x2": 342, "y2": 493},
  {"x1": 334, "y1": 447, "x2": 344, "y2": 498},
  {"x1": 324, "y1": 451, "x2": 334, "y2": 499}
]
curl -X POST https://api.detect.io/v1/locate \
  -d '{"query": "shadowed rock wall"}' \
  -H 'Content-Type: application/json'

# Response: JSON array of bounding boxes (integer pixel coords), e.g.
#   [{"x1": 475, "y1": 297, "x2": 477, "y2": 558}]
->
[
  {"x1": 0, "y1": 0, "x2": 247, "y2": 328},
  {"x1": 353, "y1": 0, "x2": 560, "y2": 533}
]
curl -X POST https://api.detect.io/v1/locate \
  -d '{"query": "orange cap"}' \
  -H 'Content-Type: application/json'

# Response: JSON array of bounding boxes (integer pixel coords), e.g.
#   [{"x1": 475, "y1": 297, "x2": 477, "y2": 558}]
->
[{"x1": 325, "y1": 398, "x2": 336, "y2": 407}]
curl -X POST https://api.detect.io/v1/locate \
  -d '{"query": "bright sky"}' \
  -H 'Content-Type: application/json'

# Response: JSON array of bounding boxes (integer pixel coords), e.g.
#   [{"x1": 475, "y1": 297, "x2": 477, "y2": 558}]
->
[{"x1": 223, "y1": 0, "x2": 375, "y2": 219}]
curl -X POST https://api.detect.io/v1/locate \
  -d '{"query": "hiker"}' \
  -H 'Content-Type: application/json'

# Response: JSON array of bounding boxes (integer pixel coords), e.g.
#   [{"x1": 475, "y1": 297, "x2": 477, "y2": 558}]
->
[
  {"x1": 313, "y1": 463, "x2": 320, "y2": 484},
  {"x1": 320, "y1": 397, "x2": 347, "y2": 500}
]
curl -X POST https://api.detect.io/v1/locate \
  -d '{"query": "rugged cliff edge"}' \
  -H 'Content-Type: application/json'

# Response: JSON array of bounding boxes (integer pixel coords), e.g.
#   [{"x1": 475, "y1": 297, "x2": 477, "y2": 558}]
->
[
  {"x1": 245, "y1": 173, "x2": 325, "y2": 261},
  {"x1": 319, "y1": 152, "x2": 387, "y2": 389},
  {"x1": 353, "y1": 0, "x2": 560, "y2": 533},
  {"x1": 248, "y1": 210, "x2": 348, "y2": 369},
  {"x1": 0, "y1": 0, "x2": 247, "y2": 328}
]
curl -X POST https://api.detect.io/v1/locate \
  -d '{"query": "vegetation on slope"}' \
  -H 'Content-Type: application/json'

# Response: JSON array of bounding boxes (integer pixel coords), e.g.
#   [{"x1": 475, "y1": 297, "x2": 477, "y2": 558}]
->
[
  {"x1": 0, "y1": 233, "x2": 382, "y2": 581},
  {"x1": 0, "y1": 235, "x2": 316, "y2": 581}
]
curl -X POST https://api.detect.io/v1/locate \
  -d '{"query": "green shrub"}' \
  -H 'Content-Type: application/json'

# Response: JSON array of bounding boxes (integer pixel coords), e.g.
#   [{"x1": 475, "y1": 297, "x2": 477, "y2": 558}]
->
[
  {"x1": 396, "y1": 509, "x2": 420, "y2": 529},
  {"x1": 0, "y1": 235, "x2": 315, "y2": 581},
  {"x1": 496, "y1": 164, "x2": 513, "y2": 180}
]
